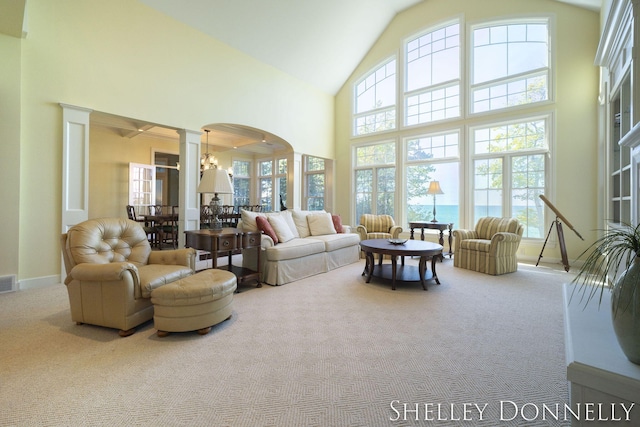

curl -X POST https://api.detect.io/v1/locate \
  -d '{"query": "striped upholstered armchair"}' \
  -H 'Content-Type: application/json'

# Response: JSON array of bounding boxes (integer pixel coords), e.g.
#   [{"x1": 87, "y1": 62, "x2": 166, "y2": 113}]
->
[
  {"x1": 356, "y1": 214, "x2": 402, "y2": 242},
  {"x1": 453, "y1": 217, "x2": 524, "y2": 275}
]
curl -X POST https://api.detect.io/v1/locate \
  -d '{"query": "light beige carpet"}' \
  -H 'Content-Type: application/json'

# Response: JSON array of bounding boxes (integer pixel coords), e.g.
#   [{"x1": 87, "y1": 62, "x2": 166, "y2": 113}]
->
[{"x1": 0, "y1": 258, "x2": 574, "y2": 426}]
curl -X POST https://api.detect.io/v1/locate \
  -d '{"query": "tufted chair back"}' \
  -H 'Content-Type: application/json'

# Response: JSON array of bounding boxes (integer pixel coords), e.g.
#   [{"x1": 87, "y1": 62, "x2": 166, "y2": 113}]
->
[{"x1": 63, "y1": 218, "x2": 152, "y2": 274}]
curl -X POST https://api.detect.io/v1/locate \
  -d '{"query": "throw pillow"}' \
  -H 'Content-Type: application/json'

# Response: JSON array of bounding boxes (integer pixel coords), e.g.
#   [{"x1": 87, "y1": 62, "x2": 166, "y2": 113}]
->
[
  {"x1": 279, "y1": 210, "x2": 300, "y2": 238},
  {"x1": 307, "y1": 212, "x2": 337, "y2": 236},
  {"x1": 241, "y1": 209, "x2": 265, "y2": 232},
  {"x1": 331, "y1": 214, "x2": 344, "y2": 233},
  {"x1": 291, "y1": 209, "x2": 326, "y2": 238},
  {"x1": 268, "y1": 214, "x2": 296, "y2": 243},
  {"x1": 256, "y1": 215, "x2": 278, "y2": 244}
]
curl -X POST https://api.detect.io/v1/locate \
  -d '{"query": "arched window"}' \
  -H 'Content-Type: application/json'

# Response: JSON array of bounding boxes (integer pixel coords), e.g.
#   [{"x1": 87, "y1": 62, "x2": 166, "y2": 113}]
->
[{"x1": 353, "y1": 58, "x2": 396, "y2": 136}]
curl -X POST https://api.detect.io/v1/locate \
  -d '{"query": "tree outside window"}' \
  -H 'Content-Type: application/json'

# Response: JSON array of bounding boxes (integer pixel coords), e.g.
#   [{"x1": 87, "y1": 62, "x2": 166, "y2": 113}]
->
[
  {"x1": 354, "y1": 59, "x2": 396, "y2": 136},
  {"x1": 355, "y1": 142, "x2": 396, "y2": 219},
  {"x1": 232, "y1": 160, "x2": 251, "y2": 208},
  {"x1": 258, "y1": 160, "x2": 273, "y2": 212},
  {"x1": 305, "y1": 156, "x2": 325, "y2": 210},
  {"x1": 472, "y1": 118, "x2": 548, "y2": 237}
]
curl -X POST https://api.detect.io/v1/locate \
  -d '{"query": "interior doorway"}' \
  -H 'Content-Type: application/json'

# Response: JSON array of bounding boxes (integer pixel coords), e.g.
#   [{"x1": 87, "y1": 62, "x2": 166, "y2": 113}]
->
[{"x1": 154, "y1": 151, "x2": 180, "y2": 206}]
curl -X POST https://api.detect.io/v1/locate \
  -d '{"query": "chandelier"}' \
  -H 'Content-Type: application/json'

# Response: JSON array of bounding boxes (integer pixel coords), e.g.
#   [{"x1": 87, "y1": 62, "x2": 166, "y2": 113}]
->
[{"x1": 201, "y1": 129, "x2": 218, "y2": 172}]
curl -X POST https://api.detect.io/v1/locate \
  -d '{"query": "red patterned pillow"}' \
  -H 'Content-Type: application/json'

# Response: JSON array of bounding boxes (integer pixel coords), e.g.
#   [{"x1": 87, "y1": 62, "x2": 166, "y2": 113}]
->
[
  {"x1": 332, "y1": 214, "x2": 344, "y2": 233},
  {"x1": 256, "y1": 215, "x2": 278, "y2": 244}
]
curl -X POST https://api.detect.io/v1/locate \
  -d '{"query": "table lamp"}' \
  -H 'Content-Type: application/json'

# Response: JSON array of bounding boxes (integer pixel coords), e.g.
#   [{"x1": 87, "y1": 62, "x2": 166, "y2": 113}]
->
[
  {"x1": 197, "y1": 168, "x2": 234, "y2": 229},
  {"x1": 427, "y1": 181, "x2": 444, "y2": 223}
]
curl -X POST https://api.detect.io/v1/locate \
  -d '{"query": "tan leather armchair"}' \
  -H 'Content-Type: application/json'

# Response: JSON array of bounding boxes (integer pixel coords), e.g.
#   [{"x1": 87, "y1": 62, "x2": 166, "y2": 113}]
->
[{"x1": 61, "y1": 218, "x2": 196, "y2": 336}]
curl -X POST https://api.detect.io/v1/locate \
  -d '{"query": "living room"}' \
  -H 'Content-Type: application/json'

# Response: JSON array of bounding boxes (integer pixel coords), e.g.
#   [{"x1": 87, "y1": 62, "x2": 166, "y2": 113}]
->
[{"x1": 4, "y1": 0, "x2": 638, "y2": 425}]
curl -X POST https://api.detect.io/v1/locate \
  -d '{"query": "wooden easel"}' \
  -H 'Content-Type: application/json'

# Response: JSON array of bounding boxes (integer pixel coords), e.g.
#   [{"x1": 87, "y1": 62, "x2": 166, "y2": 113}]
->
[{"x1": 536, "y1": 195, "x2": 584, "y2": 272}]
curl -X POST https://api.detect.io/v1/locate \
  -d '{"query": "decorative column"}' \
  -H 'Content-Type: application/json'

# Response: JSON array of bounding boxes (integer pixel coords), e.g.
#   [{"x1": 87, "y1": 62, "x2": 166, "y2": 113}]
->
[
  {"x1": 177, "y1": 129, "x2": 202, "y2": 248},
  {"x1": 60, "y1": 103, "x2": 92, "y2": 276}
]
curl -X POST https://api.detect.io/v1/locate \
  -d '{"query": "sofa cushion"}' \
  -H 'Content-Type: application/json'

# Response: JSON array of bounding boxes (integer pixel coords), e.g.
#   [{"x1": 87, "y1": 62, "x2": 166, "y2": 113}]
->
[
  {"x1": 138, "y1": 264, "x2": 194, "y2": 298},
  {"x1": 268, "y1": 214, "x2": 295, "y2": 243},
  {"x1": 264, "y1": 238, "x2": 325, "y2": 261},
  {"x1": 256, "y1": 216, "x2": 278, "y2": 244},
  {"x1": 308, "y1": 212, "x2": 337, "y2": 236},
  {"x1": 309, "y1": 233, "x2": 360, "y2": 252}
]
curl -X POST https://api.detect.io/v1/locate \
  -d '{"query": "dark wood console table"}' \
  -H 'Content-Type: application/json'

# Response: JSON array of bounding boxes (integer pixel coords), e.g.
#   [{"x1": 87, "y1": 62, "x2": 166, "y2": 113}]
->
[
  {"x1": 409, "y1": 221, "x2": 453, "y2": 258},
  {"x1": 184, "y1": 228, "x2": 261, "y2": 290}
]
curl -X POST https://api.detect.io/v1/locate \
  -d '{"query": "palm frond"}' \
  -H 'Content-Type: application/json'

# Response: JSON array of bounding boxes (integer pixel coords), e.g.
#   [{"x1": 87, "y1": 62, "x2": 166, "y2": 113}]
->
[{"x1": 570, "y1": 222, "x2": 640, "y2": 308}]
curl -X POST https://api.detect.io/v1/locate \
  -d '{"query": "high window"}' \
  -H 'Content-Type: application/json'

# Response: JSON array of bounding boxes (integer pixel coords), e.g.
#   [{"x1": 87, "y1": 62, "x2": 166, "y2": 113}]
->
[
  {"x1": 405, "y1": 21, "x2": 460, "y2": 126},
  {"x1": 470, "y1": 20, "x2": 549, "y2": 113},
  {"x1": 354, "y1": 59, "x2": 396, "y2": 136}
]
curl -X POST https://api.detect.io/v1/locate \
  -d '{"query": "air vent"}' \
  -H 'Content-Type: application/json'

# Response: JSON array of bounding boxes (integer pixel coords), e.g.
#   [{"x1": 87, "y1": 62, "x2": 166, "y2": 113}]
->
[{"x1": 0, "y1": 275, "x2": 17, "y2": 293}]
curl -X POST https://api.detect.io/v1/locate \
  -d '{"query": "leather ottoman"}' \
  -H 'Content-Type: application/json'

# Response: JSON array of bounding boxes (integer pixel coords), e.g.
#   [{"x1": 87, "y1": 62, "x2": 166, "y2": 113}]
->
[{"x1": 150, "y1": 269, "x2": 237, "y2": 337}]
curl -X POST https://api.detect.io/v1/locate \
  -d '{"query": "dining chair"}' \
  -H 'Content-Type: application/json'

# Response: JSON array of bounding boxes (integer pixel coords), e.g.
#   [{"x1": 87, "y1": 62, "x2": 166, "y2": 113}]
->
[
  {"x1": 126, "y1": 205, "x2": 157, "y2": 247},
  {"x1": 150, "y1": 205, "x2": 178, "y2": 249}
]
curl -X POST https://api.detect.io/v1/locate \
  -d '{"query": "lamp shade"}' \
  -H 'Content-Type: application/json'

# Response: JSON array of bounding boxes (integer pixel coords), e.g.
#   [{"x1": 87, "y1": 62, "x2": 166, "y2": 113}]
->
[
  {"x1": 197, "y1": 168, "x2": 233, "y2": 194},
  {"x1": 427, "y1": 180, "x2": 444, "y2": 195}
]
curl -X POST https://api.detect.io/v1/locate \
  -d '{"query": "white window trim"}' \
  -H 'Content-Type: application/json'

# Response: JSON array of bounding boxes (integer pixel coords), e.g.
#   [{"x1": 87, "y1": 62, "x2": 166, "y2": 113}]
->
[
  {"x1": 465, "y1": 112, "x2": 555, "y2": 239},
  {"x1": 402, "y1": 17, "x2": 463, "y2": 129},
  {"x1": 352, "y1": 56, "x2": 398, "y2": 137},
  {"x1": 466, "y1": 15, "x2": 555, "y2": 117}
]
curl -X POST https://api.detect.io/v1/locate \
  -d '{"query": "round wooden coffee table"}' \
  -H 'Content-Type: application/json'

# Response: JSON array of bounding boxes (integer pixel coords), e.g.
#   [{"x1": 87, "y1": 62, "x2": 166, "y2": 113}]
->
[{"x1": 360, "y1": 239, "x2": 443, "y2": 290}]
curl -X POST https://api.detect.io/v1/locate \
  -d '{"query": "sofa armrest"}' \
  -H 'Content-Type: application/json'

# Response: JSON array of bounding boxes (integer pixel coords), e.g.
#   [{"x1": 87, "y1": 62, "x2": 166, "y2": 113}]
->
[
  {"x1": 452, "y1": 229, "x2": 478, "y2": 250},
  {"x1": 390, "y1": 225, "x2": 403, "y2": 239},
  {"x1": 261, "y1": 234, "x2": 275, "y2": 249},
  {"x1": 342, "y1": 224, "x2": 352, "y2": 234},
  {"x1": 149, "y1": 248, "x2": 196, "y2": 270},
  {"x1": 66, "y1": 262, "x2": 139, "y2": 286}
]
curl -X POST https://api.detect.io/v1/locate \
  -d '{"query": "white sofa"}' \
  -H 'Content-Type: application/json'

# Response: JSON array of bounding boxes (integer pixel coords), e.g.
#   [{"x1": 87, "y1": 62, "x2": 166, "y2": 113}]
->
[{"x1": 240, "y1": 209, "x2": 360, "y2": 285}]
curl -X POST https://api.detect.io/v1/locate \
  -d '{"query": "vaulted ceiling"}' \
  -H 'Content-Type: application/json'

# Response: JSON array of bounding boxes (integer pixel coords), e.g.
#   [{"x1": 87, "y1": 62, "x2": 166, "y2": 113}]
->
[
  {"x1": 139, "y1": 0, "x2": 602, "y2": 95},
  {"x1": 0, "y1": 0, "x2": 602, "y2": 153}
]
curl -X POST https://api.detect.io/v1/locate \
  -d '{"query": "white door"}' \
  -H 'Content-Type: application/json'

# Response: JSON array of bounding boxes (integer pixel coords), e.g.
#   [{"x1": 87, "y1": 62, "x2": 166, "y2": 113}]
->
[{"x1": 129, "y1": 163, "x2": 156, "y2": 217}]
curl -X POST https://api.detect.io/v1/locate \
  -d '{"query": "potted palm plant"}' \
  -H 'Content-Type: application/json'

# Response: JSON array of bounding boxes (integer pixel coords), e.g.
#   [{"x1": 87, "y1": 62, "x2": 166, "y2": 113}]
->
[{"x1": 572, "y1": 222, "x2": 640, "y2": 365}]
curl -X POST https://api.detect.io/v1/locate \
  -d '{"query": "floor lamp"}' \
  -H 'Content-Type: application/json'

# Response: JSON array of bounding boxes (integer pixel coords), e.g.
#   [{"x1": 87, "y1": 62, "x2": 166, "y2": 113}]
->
[
  {"x1": 197, "y1": 168, "x2": 234, "y2": 229},
  {"x1": 427, "y1": 181, "x2": 444, "y2": 223}
]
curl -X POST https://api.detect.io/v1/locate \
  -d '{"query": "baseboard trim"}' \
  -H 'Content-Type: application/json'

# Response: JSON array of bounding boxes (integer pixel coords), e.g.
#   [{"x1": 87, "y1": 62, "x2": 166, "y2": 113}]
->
[{"x1": 18, "y1": 274, "x2": 61, "y2": 291}]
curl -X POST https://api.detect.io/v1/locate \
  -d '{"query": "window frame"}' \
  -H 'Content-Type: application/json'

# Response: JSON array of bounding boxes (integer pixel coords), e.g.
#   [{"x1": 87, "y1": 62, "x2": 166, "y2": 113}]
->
[
  {"x1": 232, "y1": 159, "x2": 252, "y2": 208},
  {"x1": 468, "y1": 113, "x2": 553, "y2": 238},
  {"x1": 404, "y1": 130, "x2": 461, "y2": 226},
  {"x1": 353, "y1": 140, "x2": 398, "y2": 219},
  {"x1": 352, "y1": 56, "x2": 398, "y2": 137},
  {"x1": 403, "y1": 19, "x2": 462, "y2": 128},
  {"x1": 468, "y1": 16, "x2": 553, "y2": 116},
  {"x1": 303, "y1": 155, "x2": 327, "y2": 211}
]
